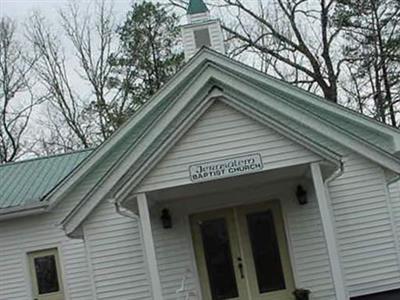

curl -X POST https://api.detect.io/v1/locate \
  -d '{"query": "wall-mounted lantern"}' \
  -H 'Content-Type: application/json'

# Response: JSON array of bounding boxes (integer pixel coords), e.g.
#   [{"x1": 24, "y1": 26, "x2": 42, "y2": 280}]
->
[
  {"x1": 161, "y1": 208, "x2": 172, "y2": 229},
  {"x1": 296, "y1": 185, "x2": 308, "y2": 205}
]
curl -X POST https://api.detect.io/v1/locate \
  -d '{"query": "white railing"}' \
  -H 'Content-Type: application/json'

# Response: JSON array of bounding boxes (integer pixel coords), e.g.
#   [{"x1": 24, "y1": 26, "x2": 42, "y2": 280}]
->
[{"x1": 176, "y1": 268, "x2": 196, "y2": 300}]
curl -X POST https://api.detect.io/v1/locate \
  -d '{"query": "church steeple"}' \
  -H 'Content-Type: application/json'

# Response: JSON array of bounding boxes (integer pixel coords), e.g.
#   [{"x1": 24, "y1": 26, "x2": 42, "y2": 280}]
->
[
  {"x1": 187, "y1": 0, "x2": 209, "y2": 15},
  {"x1": 182, "y1": 0, "x2": 225, "y2": 61}
]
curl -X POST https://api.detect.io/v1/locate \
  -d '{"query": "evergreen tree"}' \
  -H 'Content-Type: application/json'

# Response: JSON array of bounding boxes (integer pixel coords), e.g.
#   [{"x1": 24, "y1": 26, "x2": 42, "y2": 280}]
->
[
  {"x1": 335, "y1": 0, "x2": 400, "y2": 126},
  {"x1": 109, "y1": 1, "x2": 184, "y2": 119}
]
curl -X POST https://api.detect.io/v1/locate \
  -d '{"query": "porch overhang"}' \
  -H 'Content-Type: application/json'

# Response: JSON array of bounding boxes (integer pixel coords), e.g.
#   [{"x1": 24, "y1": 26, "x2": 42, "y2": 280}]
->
[{"x1": 119, "y1": 161, "x2": 341, "y2": 215}]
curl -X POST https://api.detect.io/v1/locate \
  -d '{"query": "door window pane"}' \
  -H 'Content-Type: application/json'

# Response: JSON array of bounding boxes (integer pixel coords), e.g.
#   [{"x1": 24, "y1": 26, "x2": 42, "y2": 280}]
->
[
  {"x1": 34, "y1": 255, "x2": 60, "y2": 294},
  {"x1": 246, "y1": 211, "x2": 285, "y2": 293},
  {"x1": 200, "y1": 218, "x2": 239, "y2": 300}
]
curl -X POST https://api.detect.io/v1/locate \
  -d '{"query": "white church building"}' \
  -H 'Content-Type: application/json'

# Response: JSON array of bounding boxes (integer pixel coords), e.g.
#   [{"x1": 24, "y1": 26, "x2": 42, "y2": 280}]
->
[{"x1": 1, "y1": 1, "x2": 400, "y2": 300}]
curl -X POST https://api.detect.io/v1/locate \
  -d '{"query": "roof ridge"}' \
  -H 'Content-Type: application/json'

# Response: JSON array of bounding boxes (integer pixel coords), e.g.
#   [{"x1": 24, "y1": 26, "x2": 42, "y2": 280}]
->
[{"x1": 0, "y1": 148, "x2": 95, "y2": 169}]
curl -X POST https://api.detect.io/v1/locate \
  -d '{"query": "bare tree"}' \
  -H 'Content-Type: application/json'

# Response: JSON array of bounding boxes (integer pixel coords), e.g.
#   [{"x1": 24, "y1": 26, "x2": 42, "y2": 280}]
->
[
  {"x1": 222, "y1": 0, "x2": 344, "y2": 102},
  {"x1": 59, "y1": 0, "x2": 124, "y2": 139},
  {"x1": 0, "y1": 17, "x2": 39, "y2": 163},
  {"x1": 170, "y1": 0, "x2": 343, "y2": 103},
  {"x1": 26, "y1": 0, "x2": 121, "y2": 153},
  {"x1": 27, "y1": 13, "x2": 94, "y2": 150}
]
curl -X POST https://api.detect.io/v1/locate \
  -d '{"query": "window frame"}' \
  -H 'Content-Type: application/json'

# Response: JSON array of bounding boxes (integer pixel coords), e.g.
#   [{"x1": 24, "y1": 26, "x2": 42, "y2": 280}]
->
[{"x1": 27, "y1": 248, "x2": 65, "y2": 299}]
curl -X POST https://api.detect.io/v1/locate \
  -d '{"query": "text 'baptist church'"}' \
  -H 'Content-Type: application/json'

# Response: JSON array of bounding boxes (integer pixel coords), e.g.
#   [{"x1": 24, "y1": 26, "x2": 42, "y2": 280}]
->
[{"x1": 189, "y1": 153, "x2": 264, "y2": 183}]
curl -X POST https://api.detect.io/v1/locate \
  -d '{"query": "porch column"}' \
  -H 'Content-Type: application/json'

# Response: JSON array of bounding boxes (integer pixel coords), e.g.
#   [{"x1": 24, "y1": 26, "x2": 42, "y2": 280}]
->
[
  {"x1": 137, "y1": 193, "x2": 163, "y2": 300},
  {"x1": 310, "y1": 163, "x2": 348, "y2": 300}
]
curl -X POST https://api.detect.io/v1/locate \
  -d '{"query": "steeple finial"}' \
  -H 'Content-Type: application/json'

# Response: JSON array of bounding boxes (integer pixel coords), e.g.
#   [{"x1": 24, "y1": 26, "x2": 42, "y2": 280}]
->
[{"x1": 187, "y1": 0, "x2": 209, "y2": 15}]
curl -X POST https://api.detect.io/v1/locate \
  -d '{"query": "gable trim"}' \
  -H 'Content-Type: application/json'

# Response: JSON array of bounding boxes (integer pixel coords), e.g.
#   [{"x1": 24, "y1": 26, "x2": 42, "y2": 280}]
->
[
  {"x1": 114, "y1": 96, "x2": 342, "y2": 200},
  {"x1": 206, "y1": 49, "x2": 400, "y2": 142},
  {"x1": 61, "y1": 82, "x2": 220, "y2": 236},
  {"x1": 205, "y1": 66, "x2": 400, "y2": 173},
  {"x1": 218, "y1": 96, "x2": 342, "y2": 165}
]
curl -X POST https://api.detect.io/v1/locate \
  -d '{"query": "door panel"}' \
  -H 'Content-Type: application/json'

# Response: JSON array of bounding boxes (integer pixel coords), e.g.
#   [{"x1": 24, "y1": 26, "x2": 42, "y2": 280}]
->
[
  {"x1": 200, "y1": 218, "x2": 239, "y2": 299},
  {"x1": 191, "y1": 209, "x2": 248, "y2": 300},
  {"x1": 237, "y1": 202, "x2": 295, "y2": 300},
  {"x1": 191, "y1": 201, "x2": 294, "y2": 300},
  {"x1": 246, "y1": 210, "x2": 286, "y2": 293}
]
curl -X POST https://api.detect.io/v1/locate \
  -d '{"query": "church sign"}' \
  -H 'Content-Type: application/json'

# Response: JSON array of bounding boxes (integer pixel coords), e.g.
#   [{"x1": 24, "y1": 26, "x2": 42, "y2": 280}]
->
[{"x1": 189, "y1": 153, "x2": 264, "y2": 183}]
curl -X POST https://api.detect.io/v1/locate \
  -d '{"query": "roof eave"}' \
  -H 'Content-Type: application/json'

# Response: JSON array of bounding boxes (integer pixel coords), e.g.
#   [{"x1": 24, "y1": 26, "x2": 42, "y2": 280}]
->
[{"x1": 0, "y1": 202, "x2": 48, "y2": 221}]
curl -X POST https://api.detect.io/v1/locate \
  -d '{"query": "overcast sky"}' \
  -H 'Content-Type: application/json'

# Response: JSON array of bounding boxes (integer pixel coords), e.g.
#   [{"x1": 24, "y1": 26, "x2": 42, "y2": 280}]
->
[{"x1": 1, "y1": 0, "x2": 133, "y2": 20}]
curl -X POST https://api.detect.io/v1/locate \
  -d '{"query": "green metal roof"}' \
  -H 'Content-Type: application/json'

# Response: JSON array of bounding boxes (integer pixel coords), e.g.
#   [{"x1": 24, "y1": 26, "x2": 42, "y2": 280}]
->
[
  {"x1": 0, "y1": 149, "x2": 92, "y2": 209},
  {"x1": 187, "y1": 0, "x2": 208, "y2": 14}
]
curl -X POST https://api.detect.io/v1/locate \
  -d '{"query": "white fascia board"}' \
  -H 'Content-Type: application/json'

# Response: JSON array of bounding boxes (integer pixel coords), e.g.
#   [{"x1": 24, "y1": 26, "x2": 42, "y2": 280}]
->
[
  {"x1": 0, "y1": 202, "x2": 48, "y2": 221},
  {"x1": 207, "y1": 65, "x2": 400, "y2": 174},
  {"x1": 182, "y1": 19, "x2": 220, "y2": 29},
  {"x1": 203, "y1": 49, "x2": 400, "y2": 142},
  {"x1": 219, "y1": 95, "x2": 342, "y2": 166},
  {"x1": 61, "y1": 70, "x2": 217, "y2": 236},
  {"x1": 44, "y1": 50, "x2": 212, "y2": 213}
]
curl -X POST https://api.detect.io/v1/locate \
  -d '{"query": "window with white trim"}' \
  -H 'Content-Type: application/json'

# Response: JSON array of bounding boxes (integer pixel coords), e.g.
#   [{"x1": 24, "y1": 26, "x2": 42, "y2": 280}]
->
[{"x1": 28, "y1": 248, "x2": 64, "y2": 300}]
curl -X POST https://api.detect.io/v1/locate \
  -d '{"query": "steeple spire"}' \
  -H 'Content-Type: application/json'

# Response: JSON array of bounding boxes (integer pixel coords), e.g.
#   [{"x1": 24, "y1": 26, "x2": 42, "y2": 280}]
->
[
  {"x1": 187, "y1": 0, "x2": 209, "y2": 15},
  {"x1": 181, "y1": 0, "x2": 225, "y2": 61}
]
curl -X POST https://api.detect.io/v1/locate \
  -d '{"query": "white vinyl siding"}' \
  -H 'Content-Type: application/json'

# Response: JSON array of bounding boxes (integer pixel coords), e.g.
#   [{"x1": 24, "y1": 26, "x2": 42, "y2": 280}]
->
[
  {"x1": 151, "y1": 213, "x2": 199, "y2": 300},
  {"x1": 329, "y1": 154, "x2": 400, "y2": 297},
  {"x1": 389, "y1": 180, "x2": 400, "y2": 257},
  {"x1": 137, "y1": 101, "x2": 321, "y2": 192},
  {"x1": 82, "y1": 200, "x2": 152, "y2": 300},
  {"x1": 0, "y1": 201, "x2": 94, "y2": 300},
  {"x1": 285, "y1": 183, "x2": 337, "y2": 299}
]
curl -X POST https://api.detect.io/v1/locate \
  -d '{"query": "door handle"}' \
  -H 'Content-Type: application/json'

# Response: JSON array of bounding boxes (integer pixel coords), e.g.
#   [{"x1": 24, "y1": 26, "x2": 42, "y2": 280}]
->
[{"x1": 237, "y1": 257, "x2": 244, "y2": 279}]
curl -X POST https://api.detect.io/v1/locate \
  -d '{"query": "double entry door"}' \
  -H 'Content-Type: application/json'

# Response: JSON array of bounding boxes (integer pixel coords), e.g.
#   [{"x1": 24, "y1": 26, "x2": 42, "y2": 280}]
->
[{"x1": 190, "y1": 201, "x2": 294, "y2": 300}]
